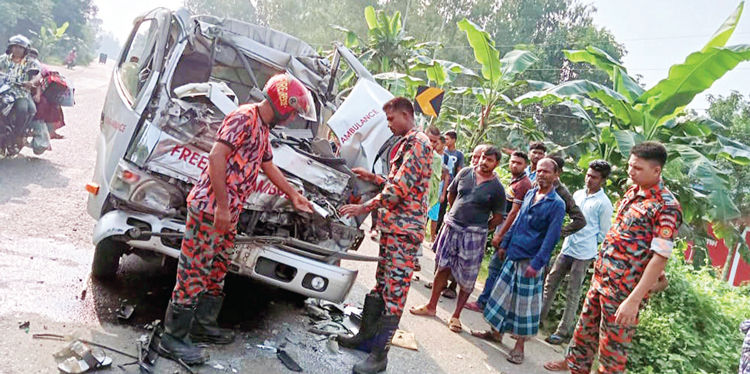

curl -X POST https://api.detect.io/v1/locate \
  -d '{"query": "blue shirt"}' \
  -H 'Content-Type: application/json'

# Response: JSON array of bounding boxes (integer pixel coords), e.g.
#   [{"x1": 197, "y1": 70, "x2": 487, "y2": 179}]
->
[
  {"x1": 561, "y1": 188, "x2": 613, "y2": 260},
  {"x1": 525, "y1": 165, "x2": 537, "y2": 183},
  {"x1": 501, "y1": 187, "x2": 565, "y2": 271}
]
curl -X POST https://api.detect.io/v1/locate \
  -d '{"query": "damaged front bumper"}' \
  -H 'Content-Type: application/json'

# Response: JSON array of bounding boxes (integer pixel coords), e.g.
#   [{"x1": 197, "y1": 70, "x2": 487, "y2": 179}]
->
[{"x1": 93, "y1": 210, "x2": 376, "y2": 302}]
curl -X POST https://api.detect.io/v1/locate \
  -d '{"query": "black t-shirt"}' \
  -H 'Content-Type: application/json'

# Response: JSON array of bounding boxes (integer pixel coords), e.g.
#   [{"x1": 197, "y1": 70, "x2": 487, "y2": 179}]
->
[{"x1": 447, "y1": 167, "x2": 506, "y2": 228}]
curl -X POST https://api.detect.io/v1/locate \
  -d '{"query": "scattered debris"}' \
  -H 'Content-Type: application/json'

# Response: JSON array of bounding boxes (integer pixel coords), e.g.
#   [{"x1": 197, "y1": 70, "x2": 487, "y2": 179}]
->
[
  {"x1": 80, "y1": 289, "x2": 87, "y2": 301},
  {"x1": 18, "y1": 321, "x2": 30, "y2": 333},
  {"x1": 116, "y1": 301, "x2": 136, "y2": 320},
  {"x1": 54, "y1": 341, "x2": 113, "y2": 374},
  {"x1": 326, "y1": 336, "x2": 340, "y2": 354},
  {"x1": 277, "y1": 349, "x2": 303, "y2": 372},
  {"x1": 457, "y1": 354, "x2": 463, "y2": 359},
  {"x1": 212, "y1": 363, "x2": 226, "y2": 370},
  {"x1": 391, "y1": 330, "x2": 418, "y2": 351}
]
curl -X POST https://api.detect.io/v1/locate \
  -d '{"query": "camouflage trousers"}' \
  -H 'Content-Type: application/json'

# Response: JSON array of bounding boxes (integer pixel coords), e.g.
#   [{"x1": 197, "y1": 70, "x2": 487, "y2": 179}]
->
[
  {"x1": 566, "y1": 283, "x2": 636, "y2": 374},
  {"x1": 373, "y1": 233, "x2": 419, "y2": 316},
  {"x1": 171, "y1": 211, "x2": 236, "y2": 306}
]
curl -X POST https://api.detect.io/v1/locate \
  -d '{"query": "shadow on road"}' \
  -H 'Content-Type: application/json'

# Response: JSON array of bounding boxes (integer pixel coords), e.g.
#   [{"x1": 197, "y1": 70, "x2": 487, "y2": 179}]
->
[
  {"x1": 0, "y1": 155, "x2": 70, "y2": 205},
  {"x1": 89, "y1": 253, "x2": 307, "y2": 331}
]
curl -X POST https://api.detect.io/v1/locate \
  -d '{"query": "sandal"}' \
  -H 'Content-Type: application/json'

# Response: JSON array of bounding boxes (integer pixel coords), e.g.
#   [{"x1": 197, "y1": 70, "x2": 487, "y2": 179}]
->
[
  {"x1": 409, "y1": 304, "x2": 436, "y2": 317},
  {"x1": 55, "y1": 341, "x2": 112, "y2": 373},
  {"x1": 545, "y1": 334, "x2": 566, "y2": 345},
  {"x1": 544, "y1": 360, "x2": 570, "y2": 372},
  {"x1": 442, "y1": 288, "x2": 457, "y2": 299},
  {"x1": 464, "y1": 301, "x2": 484, "y2": 313},
  {"x1": 470, "y1": 329, "x2": 503, "y2": 343},
  {"x1": 507, "y1": 349, "x2": 524, "y2": 365},
  {"x1": 448, "y1": 317, "x2": 462, "y2": 333}
]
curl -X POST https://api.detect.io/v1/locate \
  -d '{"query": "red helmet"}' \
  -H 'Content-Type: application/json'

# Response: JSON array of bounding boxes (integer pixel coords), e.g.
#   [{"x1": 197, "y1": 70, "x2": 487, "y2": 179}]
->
[{"x1": 263, "y1": 73, "x2": 316, "y2": 123}]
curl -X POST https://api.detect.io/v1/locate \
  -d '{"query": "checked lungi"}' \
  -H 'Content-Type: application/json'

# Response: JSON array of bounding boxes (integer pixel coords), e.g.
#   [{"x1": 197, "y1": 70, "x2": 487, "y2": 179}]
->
[
  {"x1": 483, "y1": 259, "x2": 545, "y2": 337},
  {"x1": 434, "y1": 218, "x2": 488, "y2": 292},
  {"x1": 739, "y1": 320, "x2": 750, "y2": 374}
]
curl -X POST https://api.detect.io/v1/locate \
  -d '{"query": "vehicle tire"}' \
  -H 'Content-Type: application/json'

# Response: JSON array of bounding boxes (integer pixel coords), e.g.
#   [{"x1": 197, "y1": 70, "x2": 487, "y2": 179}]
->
[{"x1": 92, "y1": 239, "x2": 126, "y2": 279}]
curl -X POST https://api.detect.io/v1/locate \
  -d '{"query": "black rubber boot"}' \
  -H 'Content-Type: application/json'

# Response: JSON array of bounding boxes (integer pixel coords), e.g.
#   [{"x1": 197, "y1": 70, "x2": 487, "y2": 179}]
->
[
  {"x1": 157, "y1": 303, "x2": 209, "y2": 365},
  {"x1": 339, "y1": 293, "x2": 385, "y2": 352},
  {"x1": 191, "y1": 294, "x2": 235, "y2": 345},
  {"x1": 352, "y1": 314, "x2": 400, "y2": 374}
]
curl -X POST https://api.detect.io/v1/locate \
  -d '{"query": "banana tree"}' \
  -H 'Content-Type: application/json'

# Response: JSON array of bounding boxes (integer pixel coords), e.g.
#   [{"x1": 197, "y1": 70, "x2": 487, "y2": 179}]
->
[
  {"x1": 29, "y1": 20, "x2": 70, "y2": 58},
  {"x1": 452, "y1": 19, "x2": 544, "y2": 150},
  {"x1": 516, "y1": 2, "x2": 750, "y2": 228}
]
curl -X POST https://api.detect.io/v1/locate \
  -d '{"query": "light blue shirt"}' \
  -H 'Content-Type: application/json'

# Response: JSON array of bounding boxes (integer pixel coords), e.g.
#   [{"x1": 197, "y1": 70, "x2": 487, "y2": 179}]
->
[
  {"x1": 561, "y1": 188, "x2": 613, "y2": 260},
  {"x1": 525, "y1": 165, "x2": 537, "y2": 183}
]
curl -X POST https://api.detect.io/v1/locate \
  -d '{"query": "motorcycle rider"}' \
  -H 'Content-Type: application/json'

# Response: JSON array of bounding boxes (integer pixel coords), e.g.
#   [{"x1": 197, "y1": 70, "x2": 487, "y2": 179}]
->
[
  {"x1": 0, "y1": 35, "x2": 41, "y2": 149},
  {"x1": 157, "y1": 73, "x2": 315, "y2": 365}
]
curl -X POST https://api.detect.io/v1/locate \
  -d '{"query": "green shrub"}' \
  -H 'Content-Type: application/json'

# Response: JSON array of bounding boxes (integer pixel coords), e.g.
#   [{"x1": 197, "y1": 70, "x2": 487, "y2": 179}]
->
[{"x1": 628, "y1": 246, "x2": 749, "y2": 374}]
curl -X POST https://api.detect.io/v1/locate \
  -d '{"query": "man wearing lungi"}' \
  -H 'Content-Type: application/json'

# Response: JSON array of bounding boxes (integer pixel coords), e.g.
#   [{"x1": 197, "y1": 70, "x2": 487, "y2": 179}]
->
[
  {"x1": 339, "y1": 97, "x2": 433, "y2": 374},
  {"x1": 472, "y1": 157, "x2": 565, "y2": 365},
  {"x1": 544, "y1": 141, "x2": 682, "y2": 373},
  {"x1": 409, "y1": 146, "x2": 506, "y2": 334},
  {"x1": 540, "y1": 160, "x2": 614, "y2": 345}
]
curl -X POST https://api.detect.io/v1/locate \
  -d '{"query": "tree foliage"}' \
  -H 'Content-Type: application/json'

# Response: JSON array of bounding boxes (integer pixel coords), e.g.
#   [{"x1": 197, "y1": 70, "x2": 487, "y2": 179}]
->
[
  {"x1": 0, "y1": 0, "x2": 98, "y2": 64},
  {"x1": 517, "y1": 2, "x2": 750, "y2": 231}
]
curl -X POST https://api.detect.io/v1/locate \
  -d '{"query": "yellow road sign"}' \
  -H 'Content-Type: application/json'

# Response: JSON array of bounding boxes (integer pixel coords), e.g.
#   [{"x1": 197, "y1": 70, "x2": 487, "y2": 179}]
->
[{"x1": 415, "y1": 86, "x2": 444, "y2": 117}]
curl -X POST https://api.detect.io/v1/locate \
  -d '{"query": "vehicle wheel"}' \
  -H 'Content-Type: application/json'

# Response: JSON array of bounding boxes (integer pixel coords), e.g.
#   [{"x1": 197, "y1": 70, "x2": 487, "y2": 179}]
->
[{"x1": 92, "y1": 239, "x2": 126, "y2": 279}]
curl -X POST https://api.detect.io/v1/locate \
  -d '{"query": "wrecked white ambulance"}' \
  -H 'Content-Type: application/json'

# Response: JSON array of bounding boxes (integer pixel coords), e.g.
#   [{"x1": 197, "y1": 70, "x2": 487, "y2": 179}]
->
[{"x1": 86, "y1": 8, "x2": 398, "y2": 303}]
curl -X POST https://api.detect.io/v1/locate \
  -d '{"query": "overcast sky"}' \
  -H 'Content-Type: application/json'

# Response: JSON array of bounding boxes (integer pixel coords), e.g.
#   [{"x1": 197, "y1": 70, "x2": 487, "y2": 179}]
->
[{"x1": 94, "y1": 0, "x2": 750, "y2": 109}]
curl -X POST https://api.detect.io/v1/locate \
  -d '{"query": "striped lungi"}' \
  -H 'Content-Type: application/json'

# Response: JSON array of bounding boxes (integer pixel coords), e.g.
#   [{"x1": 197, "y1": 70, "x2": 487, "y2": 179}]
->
[
  {"x1": 434, "y1": 218, "x2": 488, "y2": 292},
  {"x1": 484, "y1": 259, "x2": 545, "y2": 337}
]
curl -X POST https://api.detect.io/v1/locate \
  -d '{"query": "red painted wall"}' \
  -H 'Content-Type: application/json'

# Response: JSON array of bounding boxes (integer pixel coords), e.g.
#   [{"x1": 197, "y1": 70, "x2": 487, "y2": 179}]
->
[{"x1": 685, "y1": 226, "x2": 750, "y2": 287}]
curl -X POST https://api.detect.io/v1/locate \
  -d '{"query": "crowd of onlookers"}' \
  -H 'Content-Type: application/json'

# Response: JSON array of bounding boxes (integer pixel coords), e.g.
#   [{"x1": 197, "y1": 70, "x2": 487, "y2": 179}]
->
[{"x1": 355, "y1": 111, "x2": 683, "y2": 373}]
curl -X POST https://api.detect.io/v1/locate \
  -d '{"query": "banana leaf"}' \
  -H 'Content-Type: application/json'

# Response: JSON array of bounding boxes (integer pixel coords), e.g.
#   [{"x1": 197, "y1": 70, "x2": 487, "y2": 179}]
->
[
  {"x1": 499, "y1": 50, "x2": 538, "y2": 82},
  {"x1": 565, "y1": 47, "x2": 644, "y2": 102},
  {"x1": 638, "y1": 44, "x2": 750, "y2": 118},
  {"x1": 457, "y1": 19, "x2": 501, "y2": 84},
  {"x1": 701, "y1": 2, "x2": 744, "y2": 52}
]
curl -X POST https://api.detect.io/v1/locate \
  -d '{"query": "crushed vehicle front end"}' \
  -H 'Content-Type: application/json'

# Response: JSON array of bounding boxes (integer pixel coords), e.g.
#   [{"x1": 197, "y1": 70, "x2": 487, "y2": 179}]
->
[{"x1": 87, "y1": 9, "x2": 389, "y2": 302}]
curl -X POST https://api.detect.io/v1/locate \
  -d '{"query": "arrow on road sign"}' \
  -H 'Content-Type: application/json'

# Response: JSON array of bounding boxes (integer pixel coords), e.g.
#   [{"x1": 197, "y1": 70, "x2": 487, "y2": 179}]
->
[{"x1": 415, "y1": 86, "x2": 444, "y2": 117}]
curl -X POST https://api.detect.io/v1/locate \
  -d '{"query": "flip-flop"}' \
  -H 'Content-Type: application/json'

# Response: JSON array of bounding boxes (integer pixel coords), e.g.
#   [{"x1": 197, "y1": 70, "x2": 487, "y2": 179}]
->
[
  {"x1": 545, "y1": 334, "x2": 566, "y2": 345},
  {"x1": 448, "y1": 317, "x2": 462, "y2": 333},
  {"x1": 544, "y1": 360, "x2": 570, "y2": 372},
  {"x1": 442, "y1": 288, "x2": 457, "y2": 299},
  {"x1": 464, "y1": 301, "x2": 484, "y2": 313},
  {"x1": 470, "y1": 329, "x2": 503, "y2": 343},
  {"x1": 507, "y1": 350, "x2": 524, "y2": 365},
  {"x1": 56, "y1": 341, "x2": 112, "y2": 373},
  {"x1": 409, "y1": 305, "x2": 436, "y2": 316}
]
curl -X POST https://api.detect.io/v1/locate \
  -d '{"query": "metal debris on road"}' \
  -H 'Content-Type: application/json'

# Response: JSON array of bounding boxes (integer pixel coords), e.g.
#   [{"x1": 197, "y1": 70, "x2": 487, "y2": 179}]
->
[
  {"x1": 326, "y1": 336, "x2": 340, "y2": 354},
  {"x1": 116, "y1": 301, "x2": 136, "y2": 320},
  {"x1": 277, "y1": 349, "x2": 303, "y2": 372}
]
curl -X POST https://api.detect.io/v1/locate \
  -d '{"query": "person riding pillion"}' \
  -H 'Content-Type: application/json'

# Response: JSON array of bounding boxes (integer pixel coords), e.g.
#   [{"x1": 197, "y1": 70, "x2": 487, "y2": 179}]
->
[
  {"x1": 0, "y1": 35, "x2": 42, "y2": 147},
  {"x1": 157, "y1": 73, "x2": 315, "y2": 365}
]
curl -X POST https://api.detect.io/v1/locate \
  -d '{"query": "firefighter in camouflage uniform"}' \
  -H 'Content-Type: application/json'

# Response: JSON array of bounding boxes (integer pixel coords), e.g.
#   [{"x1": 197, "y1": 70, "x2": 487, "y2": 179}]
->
[
  {"x1": 158, "y1": 74, "x2": 314, "y2": 366},
  {"x1": 545, "y1": 141, "x2": 682, "y2": 374},
  {"x1": 339, "y1": 97, "x2": 433, "y2": 374}
]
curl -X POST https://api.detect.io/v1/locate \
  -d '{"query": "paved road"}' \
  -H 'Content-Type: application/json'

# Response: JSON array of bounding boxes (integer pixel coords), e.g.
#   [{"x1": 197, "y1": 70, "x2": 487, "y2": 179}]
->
[{"x1": 0, "y1": 62, "x2": 564, "y2": 374}]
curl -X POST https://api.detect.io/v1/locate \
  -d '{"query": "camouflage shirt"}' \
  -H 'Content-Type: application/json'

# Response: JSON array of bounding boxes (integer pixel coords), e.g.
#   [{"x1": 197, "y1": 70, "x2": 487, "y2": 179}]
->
[
  {"x1": 364, "y1": 128, "x2": 433, "y2": 243},
  {"x1": 594, "y1": 181, "x2": 682, "y2": 299},
  {"x1": 188, "y1": 104, "x2": 273, "y2": 224}
]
